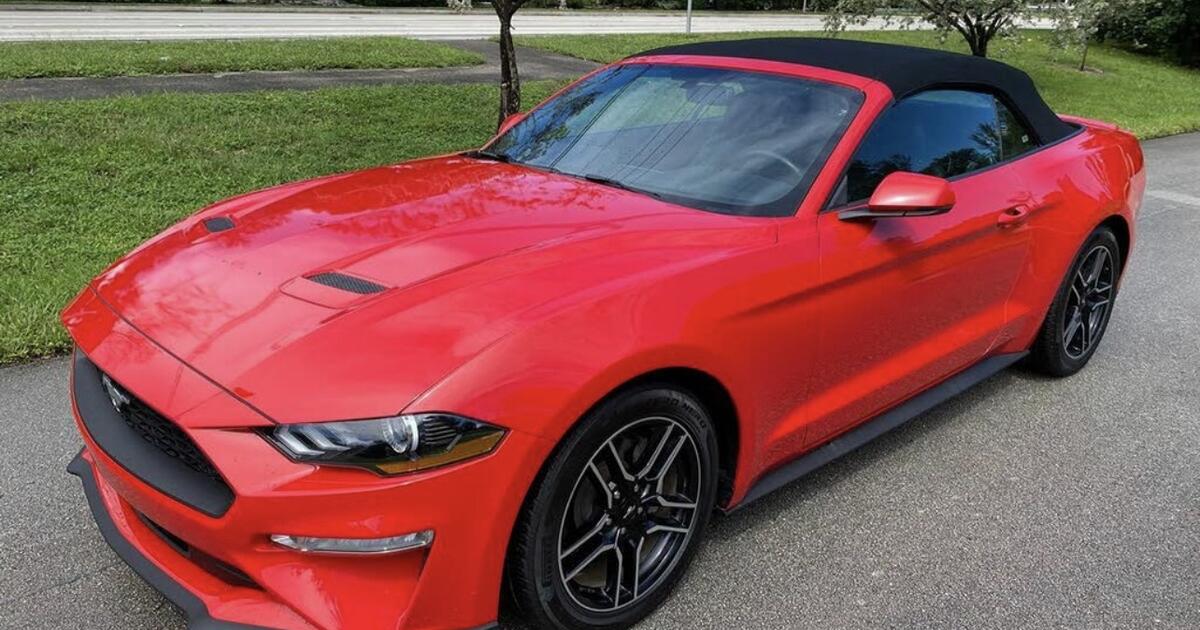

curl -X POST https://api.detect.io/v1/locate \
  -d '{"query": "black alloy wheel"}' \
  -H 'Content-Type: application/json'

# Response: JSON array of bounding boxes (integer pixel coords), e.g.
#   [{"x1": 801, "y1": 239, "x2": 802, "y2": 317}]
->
[
  {"x1": 1062, "y1": 244, "x2": 1116, "y2": 360},
  {"x1": 507, "y1": 385, "x2": 718, "y2": 630},
  {"x1": 1030, "y1": 226, "x2": 1122, "y2": 376}
]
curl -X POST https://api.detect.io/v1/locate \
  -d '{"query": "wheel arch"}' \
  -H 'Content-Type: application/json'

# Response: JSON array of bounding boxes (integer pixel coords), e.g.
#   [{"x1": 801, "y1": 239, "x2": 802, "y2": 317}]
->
[
  {"x1": 499, "y1": 364, "x2": 743, "y2": 616},
  {"x1": 601, "y1": 367, "x2": 741, "y2": 507},
  {"x1": 1099, "y1": 214, "x2": 1131, "y2": 277}
]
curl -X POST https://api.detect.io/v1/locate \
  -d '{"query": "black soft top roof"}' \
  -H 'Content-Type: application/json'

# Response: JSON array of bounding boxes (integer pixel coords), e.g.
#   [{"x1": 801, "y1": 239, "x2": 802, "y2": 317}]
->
[{"x1": 631, "y1": 37, "x2": 1075, "y2": 143}]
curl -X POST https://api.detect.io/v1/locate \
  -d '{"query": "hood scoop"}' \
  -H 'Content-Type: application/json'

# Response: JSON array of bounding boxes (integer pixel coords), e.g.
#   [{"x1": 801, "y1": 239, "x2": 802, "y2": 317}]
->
[
  {"x1": 305, "y1": 272, "x2": 387, "y2": 295},
  {"x1": 279, "y1": 272, "x2": 390, "y2": 309},
  {"x1": 202, "y1": 216, "x2": 235, "y2": 233}
]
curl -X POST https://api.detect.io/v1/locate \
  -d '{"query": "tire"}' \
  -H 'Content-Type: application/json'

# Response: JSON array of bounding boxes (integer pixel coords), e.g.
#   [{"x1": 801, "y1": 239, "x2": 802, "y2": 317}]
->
[
  {"x1": 1028, "y1": 226, "x2": 1121, "y2": 377},
  {"x1": 507, "y1": 385, "x2": 719, "y2": 630}
]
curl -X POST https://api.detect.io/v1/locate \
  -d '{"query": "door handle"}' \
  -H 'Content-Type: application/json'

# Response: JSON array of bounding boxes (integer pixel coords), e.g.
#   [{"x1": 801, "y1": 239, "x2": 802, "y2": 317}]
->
[{"x1": 997, "y1": 204, "x2": 1031, "y2": 227}]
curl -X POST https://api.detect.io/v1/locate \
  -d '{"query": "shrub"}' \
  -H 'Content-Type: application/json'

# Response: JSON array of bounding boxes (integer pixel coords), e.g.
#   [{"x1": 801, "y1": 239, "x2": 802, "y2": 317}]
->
[{"x1": 1097, "y1": 0, "x2": 1200, "y2": 67}]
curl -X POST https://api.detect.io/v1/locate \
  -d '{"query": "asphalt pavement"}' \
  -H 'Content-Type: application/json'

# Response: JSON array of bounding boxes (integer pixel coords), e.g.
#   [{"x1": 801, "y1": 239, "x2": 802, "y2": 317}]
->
[
  {"x1": 0, "y1": 39, "x2": 600, "y2": 102},
  {"x1": 1, "y1": 133, "x2": 1197, "y2": 629}
]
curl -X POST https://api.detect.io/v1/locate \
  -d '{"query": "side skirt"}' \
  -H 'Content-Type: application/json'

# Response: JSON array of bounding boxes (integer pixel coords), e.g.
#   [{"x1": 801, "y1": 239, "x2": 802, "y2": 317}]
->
[{"x1": 729, "y1": 351, "x2": 1027, "y2": 511}]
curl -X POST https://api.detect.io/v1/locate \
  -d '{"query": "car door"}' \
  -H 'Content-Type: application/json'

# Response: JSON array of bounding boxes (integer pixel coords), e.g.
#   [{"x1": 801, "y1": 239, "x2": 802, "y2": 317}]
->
[{"x1": 803, "y1": 89, "x2": 1036, "y2": 446}]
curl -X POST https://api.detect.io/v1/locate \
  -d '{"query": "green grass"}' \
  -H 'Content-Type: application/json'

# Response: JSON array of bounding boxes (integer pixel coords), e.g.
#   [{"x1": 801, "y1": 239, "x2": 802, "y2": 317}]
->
[
  {"x1": 517, "y1": 30, "x2": 1200, "y2": 139},
  {"x1": 0, "y1": 37, "x2": 483, "y2": 80},
  {"x1": 0, "y1": 81, "x2": 565, "y2": 363},
  {"x1": 4, "y1": 30, "x2": 1200, "y2": 364}
]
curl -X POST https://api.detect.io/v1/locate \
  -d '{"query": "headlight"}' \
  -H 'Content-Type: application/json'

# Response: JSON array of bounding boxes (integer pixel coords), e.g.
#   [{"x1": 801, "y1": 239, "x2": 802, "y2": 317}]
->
[{"x1": 263, "y1": 413, "x2": 505, "y2": 475}]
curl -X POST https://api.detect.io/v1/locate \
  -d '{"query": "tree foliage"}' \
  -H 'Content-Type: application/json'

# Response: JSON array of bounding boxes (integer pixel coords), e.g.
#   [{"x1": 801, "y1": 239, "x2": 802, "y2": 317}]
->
[
  {"x1": 1096, "y1": 0, "x2": 1200, "y2": 67},
  {"x1": 1050, "y1": 0, "x2": 1110, "y2": 71},
  {"x1": 825, "y1": 0, "x2": 1032, "y2": 57}
]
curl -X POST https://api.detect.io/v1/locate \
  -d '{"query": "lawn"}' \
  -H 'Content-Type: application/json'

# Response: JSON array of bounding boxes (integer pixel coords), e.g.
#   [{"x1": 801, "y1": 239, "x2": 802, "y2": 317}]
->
[
  {"x1": 0, "y1": 37, "x2": 483, "y2": 80},
  {"x1": 0, "y1": 81, "x2": 565, "y2": 363},
  {"x1": 516, "y1": 30, "x2": 1200, "y2": 139},
  {"x1": 3, "y1": 30, "x2": 1199, "y2": 364}
]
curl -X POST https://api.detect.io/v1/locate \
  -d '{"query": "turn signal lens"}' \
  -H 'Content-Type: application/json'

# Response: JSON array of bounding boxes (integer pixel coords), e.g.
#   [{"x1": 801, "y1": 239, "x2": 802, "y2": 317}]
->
[
  {"x1": 270, "y1": 530, "x2": 434, "y2": 555},
  {"x1": 263, "y1": 413, "x2": 505, "y2": 475}
]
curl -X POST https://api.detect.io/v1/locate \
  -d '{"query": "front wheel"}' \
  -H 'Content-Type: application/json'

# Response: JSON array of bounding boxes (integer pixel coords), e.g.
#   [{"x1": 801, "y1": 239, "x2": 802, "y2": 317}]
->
[
  {"x1": 507, "y1": 385, "x2": 719, "y2": 629},
  {"x1": 1029, "y1": 226, "x2": 1121, "y2": 376}
]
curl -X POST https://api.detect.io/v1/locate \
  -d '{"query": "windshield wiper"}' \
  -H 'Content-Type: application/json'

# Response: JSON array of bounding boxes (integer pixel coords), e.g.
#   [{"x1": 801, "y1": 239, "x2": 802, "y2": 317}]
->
[
  {"x1": 464, "y1": 148, "x2": 512, "y2": 163},
  {"x1": 580, "y1": 173, "x2": 663, "y2": 200}
]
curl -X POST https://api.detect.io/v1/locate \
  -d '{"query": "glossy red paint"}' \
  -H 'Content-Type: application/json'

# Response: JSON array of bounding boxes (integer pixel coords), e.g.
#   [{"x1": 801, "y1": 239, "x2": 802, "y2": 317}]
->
[
  {"x1": 866, "y1": 171, "x2": 957, "y2": 213},
  {"x1": 61, "y1": 53, "x2": 1143, "y2": 630}
]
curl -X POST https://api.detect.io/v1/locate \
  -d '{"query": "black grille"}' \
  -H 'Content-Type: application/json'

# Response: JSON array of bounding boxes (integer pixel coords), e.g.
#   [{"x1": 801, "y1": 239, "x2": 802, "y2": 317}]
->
[
  {"x1": 113, "y1": 382, "x2": 223, "y2": 482},
  {"x1": 306, "y1": 272, "x2": 387, "y2": 295},
  {"x1": 138, "y1": 513, "x2": 259, "y2": 589},
  {"x1": 202, "y1": 216, "x2": 235, "y2": 233},
  {"x1": 73, "y1": 352, "x2": 234, "y2": 517}
]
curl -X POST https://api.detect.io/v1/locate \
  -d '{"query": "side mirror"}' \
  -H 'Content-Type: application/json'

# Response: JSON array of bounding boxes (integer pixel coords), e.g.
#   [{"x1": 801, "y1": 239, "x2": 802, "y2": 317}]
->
[
  {"x1": 839, "y1": 172, "x2": 955, "y2": 220},
  {"x1": 497, "y1": 111, "x2": 526, "y2": 135}
]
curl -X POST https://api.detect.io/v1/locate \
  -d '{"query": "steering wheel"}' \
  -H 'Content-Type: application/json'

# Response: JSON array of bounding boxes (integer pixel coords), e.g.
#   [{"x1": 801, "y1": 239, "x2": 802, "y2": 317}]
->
[{"x1": 743, "y1": 149, "x2": 805, "y2": 179}]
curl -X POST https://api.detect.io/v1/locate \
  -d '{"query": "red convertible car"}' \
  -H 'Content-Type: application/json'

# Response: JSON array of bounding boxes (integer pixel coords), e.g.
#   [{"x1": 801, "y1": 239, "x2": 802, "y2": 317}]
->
[{"x1": 63, "y1": 39, "x2": 1143, "y2": 630}]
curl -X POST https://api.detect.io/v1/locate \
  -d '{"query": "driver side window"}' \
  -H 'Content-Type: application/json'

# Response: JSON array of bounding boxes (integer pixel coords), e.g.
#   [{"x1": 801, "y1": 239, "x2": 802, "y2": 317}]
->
[{"x1": 841, "y1": 89, "x2": 1034, "y2": 204}]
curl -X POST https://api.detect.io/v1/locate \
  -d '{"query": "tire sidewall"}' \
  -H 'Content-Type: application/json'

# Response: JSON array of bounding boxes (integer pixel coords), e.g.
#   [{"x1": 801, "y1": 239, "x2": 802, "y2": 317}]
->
[{"x1": 521, "y1": 386, "x2": 719, "y2": 630}]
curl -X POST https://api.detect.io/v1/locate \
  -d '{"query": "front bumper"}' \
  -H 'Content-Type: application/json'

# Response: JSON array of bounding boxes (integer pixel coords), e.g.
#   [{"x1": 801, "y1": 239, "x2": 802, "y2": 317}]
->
[
  {"x1": 63, "y1": 291, "x2": 550, "y2": 630},
  {"x1": 68, "y1": 450, "x2": 270, "y2": 630}
]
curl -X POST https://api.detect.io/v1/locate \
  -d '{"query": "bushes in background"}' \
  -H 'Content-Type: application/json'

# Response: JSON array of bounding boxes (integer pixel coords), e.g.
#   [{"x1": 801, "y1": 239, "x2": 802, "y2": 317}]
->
[{"x1": 1098, "y1": 0, "x2": 1199, "y2": 67}]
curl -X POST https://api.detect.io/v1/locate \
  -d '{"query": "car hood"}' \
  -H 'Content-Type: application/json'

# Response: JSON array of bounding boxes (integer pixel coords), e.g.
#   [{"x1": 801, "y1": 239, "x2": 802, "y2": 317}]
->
[{"x1": 88, "y1": 156, "x2": 767, "y2": 424}]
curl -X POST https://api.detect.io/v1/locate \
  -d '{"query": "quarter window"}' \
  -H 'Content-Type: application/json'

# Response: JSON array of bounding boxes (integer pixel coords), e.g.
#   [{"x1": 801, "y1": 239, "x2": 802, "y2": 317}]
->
[
  {"x1": 996, "y1": 99, "x2": 1038, "y2": 160},
  {"x1": 842, "y1": 89, "x2": 1039, "y2": 203}
]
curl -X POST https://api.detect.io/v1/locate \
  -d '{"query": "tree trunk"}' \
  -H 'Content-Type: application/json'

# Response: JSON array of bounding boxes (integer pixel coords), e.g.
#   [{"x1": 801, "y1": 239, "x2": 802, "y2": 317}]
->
[
  {"x1": 496, "y1": 12, "x2": 521, "y2": 129},
  {"x1": 969, "y1": 33, "x2": 988, "y2": 57},
  {"x1": 1079, "y1": 40, "x2": 1090, "y2": 72}
]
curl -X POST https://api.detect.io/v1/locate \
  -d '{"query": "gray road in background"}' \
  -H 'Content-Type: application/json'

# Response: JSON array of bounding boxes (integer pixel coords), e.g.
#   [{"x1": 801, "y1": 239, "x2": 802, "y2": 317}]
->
[
  {"x1": 0, "y1": 40, "x2": 599, "y2": 103},
  {"x1": 2, "y1": 134, "x2": 1198, "y2": 629},
  {"x1": 0, "y1": 6, "x2": 876, "y2": 42}
]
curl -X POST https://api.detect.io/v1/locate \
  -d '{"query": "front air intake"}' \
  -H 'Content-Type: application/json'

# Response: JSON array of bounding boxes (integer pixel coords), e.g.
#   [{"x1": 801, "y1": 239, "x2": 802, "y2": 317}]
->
[{"x1": 305, "y1": 272, "x2": 387, "y2": 295}]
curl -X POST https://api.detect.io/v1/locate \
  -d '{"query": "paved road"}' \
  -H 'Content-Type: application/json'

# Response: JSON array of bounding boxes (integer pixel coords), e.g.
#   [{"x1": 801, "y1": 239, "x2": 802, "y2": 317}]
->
[
  {"x1": 0, "y1": 6, "x2": 1039, "y2": 42},
  {"x1": 2, "y1": 134, "x2": 1197, "y2": 629},
  {"x1": 0, "y1": 40, "x2": 599, "y2": 102},
  {"x1": 0, "y1": 7, "x2": 870, "y2": 41}
]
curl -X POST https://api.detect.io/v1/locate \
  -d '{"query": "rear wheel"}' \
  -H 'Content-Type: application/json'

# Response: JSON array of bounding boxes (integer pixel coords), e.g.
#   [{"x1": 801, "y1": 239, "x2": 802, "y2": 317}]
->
[
  {"x1": 1029, "y1": 227, "x2": 1121, "y2": 376},
  {"x1": 507, "y1": 385, "x2": 718, "y2": 629}
]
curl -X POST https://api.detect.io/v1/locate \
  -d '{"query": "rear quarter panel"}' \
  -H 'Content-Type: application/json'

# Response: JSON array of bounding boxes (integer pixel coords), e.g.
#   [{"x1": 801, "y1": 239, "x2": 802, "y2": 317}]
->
[{"x1": 996, "y1": 121, "x2": 1144, "y2": 354}]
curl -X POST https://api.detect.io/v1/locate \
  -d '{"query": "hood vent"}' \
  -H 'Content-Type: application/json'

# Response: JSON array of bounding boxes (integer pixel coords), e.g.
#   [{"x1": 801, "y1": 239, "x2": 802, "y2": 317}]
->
[
  {"x1": 305, "y1": 272, "x2": 387, "y2": 295},
  {"x1": 203, "y1": 217, "x2": 235, "y2": 233}
]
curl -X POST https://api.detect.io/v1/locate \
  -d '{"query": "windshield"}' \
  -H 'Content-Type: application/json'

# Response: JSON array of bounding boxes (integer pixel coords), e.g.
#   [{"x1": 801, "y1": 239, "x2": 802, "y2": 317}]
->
[{"x1": 486, "y1": 64, "x2": 862, "y2": 217}]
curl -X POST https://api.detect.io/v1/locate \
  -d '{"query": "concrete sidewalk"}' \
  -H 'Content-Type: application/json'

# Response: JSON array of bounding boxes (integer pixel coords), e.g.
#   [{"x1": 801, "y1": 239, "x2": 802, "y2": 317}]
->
[{"x1": 0, "y1": 39, "x2": 598, "y2": 102}]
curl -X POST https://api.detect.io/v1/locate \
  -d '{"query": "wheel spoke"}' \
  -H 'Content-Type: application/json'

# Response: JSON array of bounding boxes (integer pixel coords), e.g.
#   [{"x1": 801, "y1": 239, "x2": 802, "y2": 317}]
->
[
  {"x1": 1079, "y1": 309, "x2": 1092, "y2": 350},
  {"x1": 644, "y1": 433, "x2": 688, "y2": 491},
  {"x1": 1088, "y1": 248, "x2": 1108, "y2": 286},
  {"x1": 635, "y1": 424, "x2": 675, "y2": 479},
  {"x1": 646, "y1": 515, "x2": 690, "y2": 536},
  {"x1": 603, "y1": 440, "x2": 635, "y2": 482},
  {"x1": 562, "y1": 540, "x2": 615, "y2": 583},
  {"x1": 1088, "y1": 305, "x2": 1106, "y2": 340},
  {"x1": 560, "y1": 514, "x2": 610, "y2": 560},
  {"x1": 608, "y1": 541, "x2": 625, "y2": 608},
  {"x1": 631, "y1": 537, "x2": 645, "y2": 599},
  {"x1": 1069, "y1": 282, "x2": 1084, "y2": 306},
  {"x1": 648, "y1": 493, "x2": 697, "y2": 511},
  {"x1": 587, "y1": 462, "x2": 614, "y2": 509},
  {"x1": 1063, "y1": 310, "x2": 1083, "y2": 347},
  {"x1": 1074, "y1": 269, "x2": 1089, "y2": 298}
]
